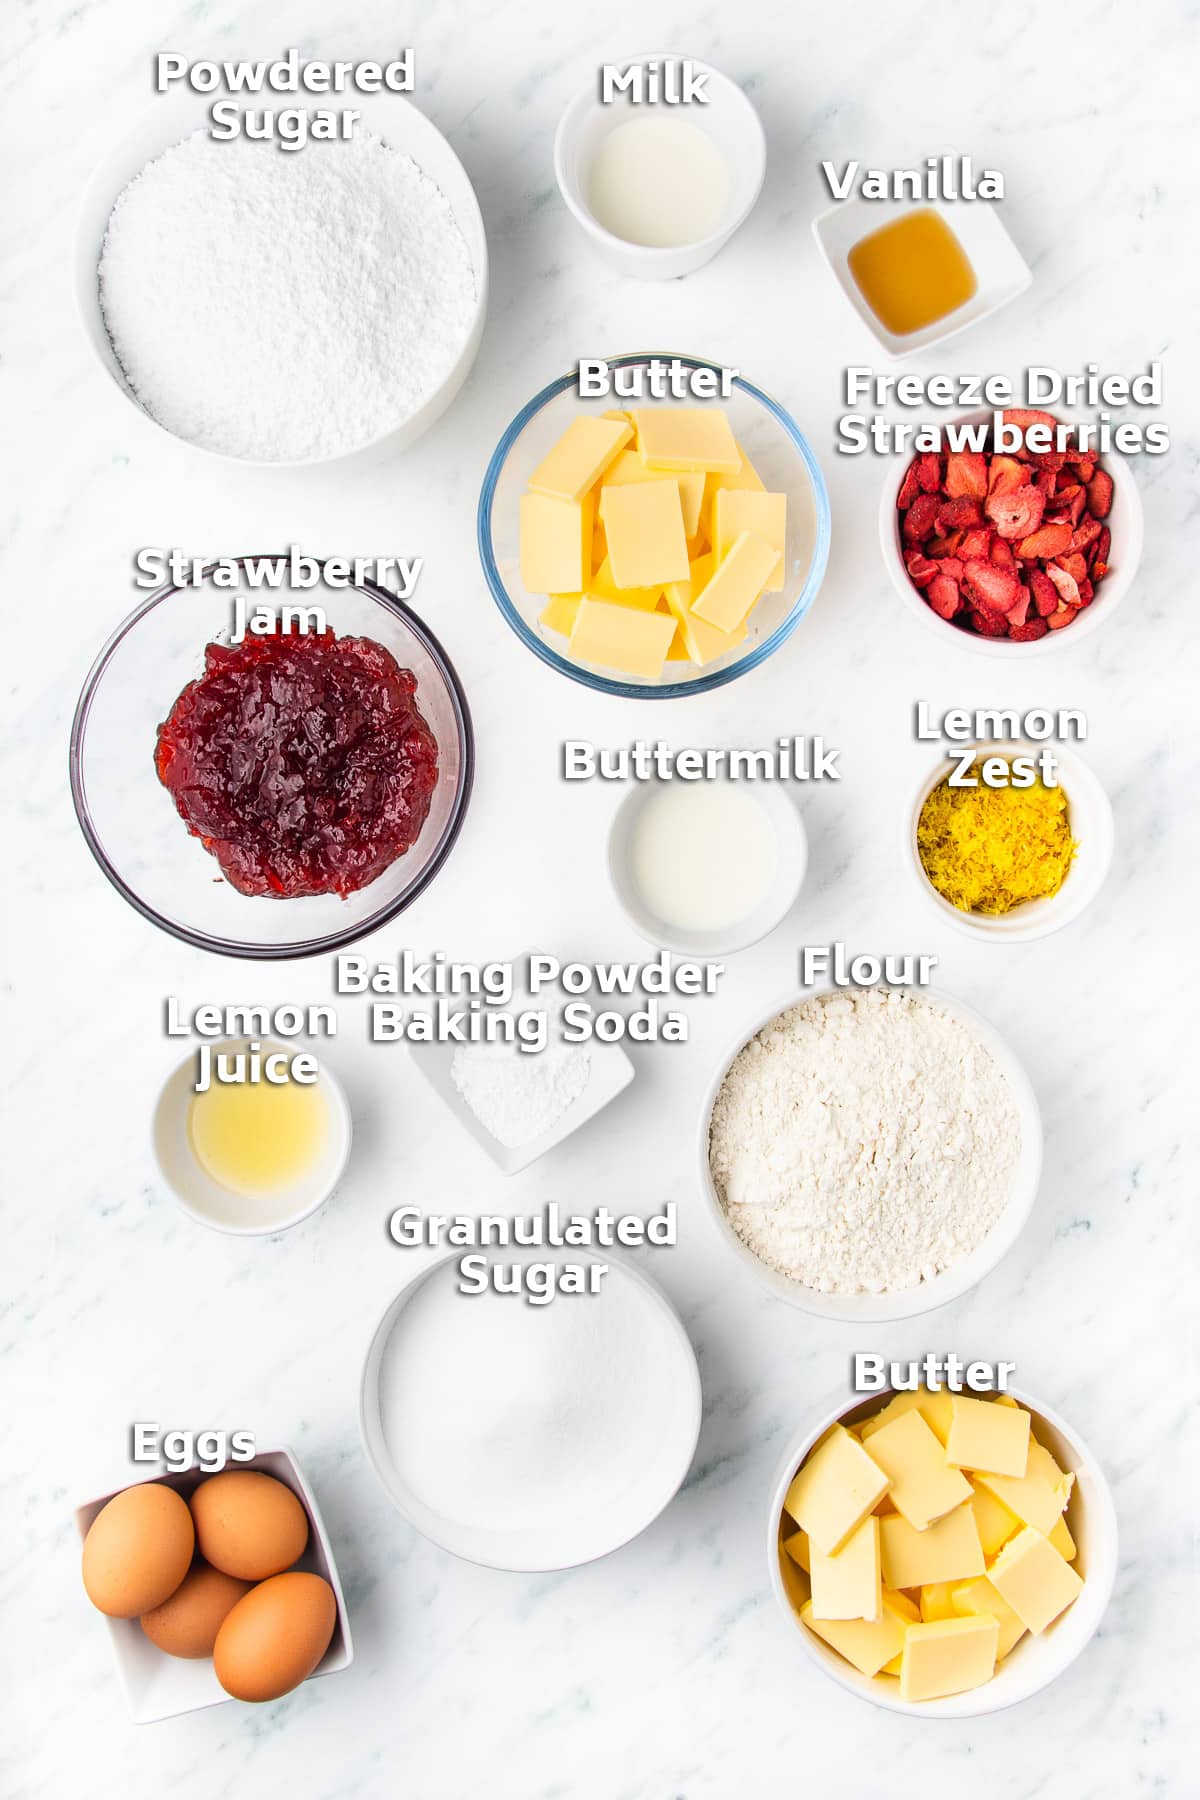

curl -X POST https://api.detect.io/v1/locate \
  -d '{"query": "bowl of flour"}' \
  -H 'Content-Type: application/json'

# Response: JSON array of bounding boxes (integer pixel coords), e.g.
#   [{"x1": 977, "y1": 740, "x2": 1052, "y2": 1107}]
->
[
  {"x1": 76, "y1": 91, "x2": 487, "y2": 465},
  {"x1": 699, "y1": 986, "x2": 1042, "y2": 1321}
]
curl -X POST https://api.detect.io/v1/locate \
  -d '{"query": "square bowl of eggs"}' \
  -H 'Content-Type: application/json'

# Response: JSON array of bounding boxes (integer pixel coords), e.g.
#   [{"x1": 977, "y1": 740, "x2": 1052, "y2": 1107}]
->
[{"x1": 75, "y1": 1446, "x2": 352, "y2": 1722}]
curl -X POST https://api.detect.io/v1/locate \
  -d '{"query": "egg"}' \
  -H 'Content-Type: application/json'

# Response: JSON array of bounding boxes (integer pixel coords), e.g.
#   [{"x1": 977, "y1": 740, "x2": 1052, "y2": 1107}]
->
[
  {"x1": 139, "y1": 1559, "x2": 252, "y2": 1658},
  {"x1": 82, "y1": 1482, "x2": 194, "y2": 1618},
  {"x1": 213, "y1": 1571, "x2": 337, "y2": 1702},
  {"x1": 190, "y1": 1470, "x2": 309, "y2": 1580}
]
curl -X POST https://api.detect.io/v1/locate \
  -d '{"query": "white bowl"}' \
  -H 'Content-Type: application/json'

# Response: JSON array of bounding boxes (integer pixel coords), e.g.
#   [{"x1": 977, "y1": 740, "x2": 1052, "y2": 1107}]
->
[
  {"x1": 607, "y1": 777, "x2": 807, "y2": 954},
  {"x1": 812, "y1": 195, "x2": 1031, "y2": 357},
  {"x1": 697, "y1": 984, "x2": 1043, "y2": 1322},
  {"x1": 907, "y1": 739, "x2": 1115, "y2": 942},
  {"x1": 152, "y1": 1039, "x2": 352, "y2": 1234},
  {"x1": 75, "y1": 90, "x2": 487, "y2": 466},
  {"x1": 359, "y1": 1248, "x2": 702, "y2": 1570},
  {"x1": 75, "y1": 1445, "x2": 353, "y2": 1723},
  {"x1": 880, "y1": 409, "x2": 1143, "y2": 656},
  {"x1": 768, "y1": 1386, "x2": 1118, "y2": 1717},
  {"x1": 554, "y1": 52, "x2": 765, "y2": 279}
]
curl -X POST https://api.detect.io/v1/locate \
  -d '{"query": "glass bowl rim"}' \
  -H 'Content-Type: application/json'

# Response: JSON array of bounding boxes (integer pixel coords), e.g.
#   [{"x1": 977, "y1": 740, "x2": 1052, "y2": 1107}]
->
[
  {"x1": 476, "y1": 350, "x2": 832, "y2": 699},
  {"x1": 69, "y1": 555, "x2": 475, "y2": 961}
]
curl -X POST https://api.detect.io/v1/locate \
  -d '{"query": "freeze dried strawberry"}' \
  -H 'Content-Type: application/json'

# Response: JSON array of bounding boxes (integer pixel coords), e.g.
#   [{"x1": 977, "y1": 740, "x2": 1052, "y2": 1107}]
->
[
  {"x1": 988, "y1": 456, "x2": 1027, "y2": 497},
  {"x1": 1035, "y1": 469, "x2": 1058, "y2": 498},
  {"x1": 1046, "y1": 605, "x2": 1076, "y2": 630},
  {"x1": 1092, "y1": 526, "x2": 1111, "y2": 581},
  {"x1": 1016, "y1": 523, "x2": 1073, "y2": 560},
  {"x1": 902, "y1": 492, "x2": 941, "y2": 542},
  {"x1": 1008, "y1": 617, "x2": 1049, "y2": 641},
  {"x1": 945, "y1": 451, "x2": 988, "y2": 499},
  {"x1": 937, "y1": 557, "x2": 964, "y2": 580},
  {"x1": 963, "y1": 558, "x2": 1020, "y2": 611},
  {"x1": 1057, "y1": 552, "x2": 1088, "y2": 582},
  {"x1": 990, "y1": 538, "x2": 1015, "y2": 567},
  {"x1": 1076, "y1": 579, "x2": 1094, "y2": 608},
  {"x1": 986, "y1": 482, "x2": 1045, "y2": 540},
  {"x1": 897, "y1": 460, "x2": 923, "y2": 510},
  {"x1": 1030, "y1": 571, "x2": 1059, "y2": 617},
  {"x1": 969, "y1": 607, "x2": 1011, "y2": 637},
  {"x1": 927, "y1": 575, "x2": 961, "y2": 620},
  {"x1": 1086, "y1": 470, "x2": 1114, "y2": 518},
  {"x1": 958, "y1": 529, "x2": 992, "y2": 560},
  {"x1": 905, "y1": 551, "x2": 938, "y2": 588},
  {"x1": 1070, "y1": 516, "x2": 1102, "y2": 553},
  {"x1": 1003, "y1": 408, "x2": 1064, "y2": 465},
  {"x1": 916, "y1": 452, "x2": 943, "y2": 493},
  {"x1": 1046, "y1": 564, "x2": 1081, "y2": 607},
  {"x1": 937, "y1": 496, "x2": 984, "y2": 531},
  {"x1": 926, "y1": 531, "x2": 963, "y2": 557},
  {"x1": 1005, "y1": 588, "x2": 1032, "y2": 629},
  {"x1": 1070, "y1": 458, "x2": 1096, "y2": 484}
]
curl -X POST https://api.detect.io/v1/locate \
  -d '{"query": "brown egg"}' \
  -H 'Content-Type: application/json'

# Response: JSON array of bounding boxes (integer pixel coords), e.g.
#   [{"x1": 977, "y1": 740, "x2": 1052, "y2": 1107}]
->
[
  {"x1": 214, "y1": 1571, "x2": 337, "y2": 1702},
  {"x1": 140, "y1": 1559, "x2": 252, "y2": 1658},
  {"x1": 190, "y1": 1470, "x2": 309, "y2": 1580},
  {"x1": 82, "y1": 1482, "x2": 194, "y2": 1618}
]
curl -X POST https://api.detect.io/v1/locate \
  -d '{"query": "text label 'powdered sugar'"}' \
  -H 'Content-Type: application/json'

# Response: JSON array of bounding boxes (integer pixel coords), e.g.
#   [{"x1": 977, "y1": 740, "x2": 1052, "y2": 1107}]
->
[{"x1": 154, "y1": 50, "x2": 415, "y2": 153}]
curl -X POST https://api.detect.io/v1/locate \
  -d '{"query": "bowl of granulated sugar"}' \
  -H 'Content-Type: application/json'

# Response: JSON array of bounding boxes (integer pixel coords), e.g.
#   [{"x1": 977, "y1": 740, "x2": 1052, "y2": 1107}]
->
[{"x1": 76, "y1": 92, "x2": 487, "y2": 465}]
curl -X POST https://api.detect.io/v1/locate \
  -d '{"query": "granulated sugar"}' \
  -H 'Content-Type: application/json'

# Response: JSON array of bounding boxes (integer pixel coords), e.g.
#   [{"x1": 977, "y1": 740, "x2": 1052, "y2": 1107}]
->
[{"x1": 98, "y1": 130, "x2": 477, "y2": 461}]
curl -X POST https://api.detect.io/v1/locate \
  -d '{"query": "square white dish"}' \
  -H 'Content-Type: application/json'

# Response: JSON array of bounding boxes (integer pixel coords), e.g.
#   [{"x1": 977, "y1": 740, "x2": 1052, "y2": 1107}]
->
[
  {"x1": 408, "y1": 952, "x2": 634, "y2": 1175},
  {"x1": 74, "y1": 1445, "x2": 353, "y2": 1723},
  {"x1": 811, "y1": 196, "x2": 1032, "y2": 357}
]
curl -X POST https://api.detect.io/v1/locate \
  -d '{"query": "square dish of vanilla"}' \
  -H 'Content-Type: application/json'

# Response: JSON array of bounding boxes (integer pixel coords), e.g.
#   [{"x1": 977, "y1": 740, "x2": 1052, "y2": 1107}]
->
[
  {"x1": 517, "y1": 405, "x2": 810, "y2": 684},
  {"x1": 776, "y1": 1390, "x2": 1089, "y2": 1706}
]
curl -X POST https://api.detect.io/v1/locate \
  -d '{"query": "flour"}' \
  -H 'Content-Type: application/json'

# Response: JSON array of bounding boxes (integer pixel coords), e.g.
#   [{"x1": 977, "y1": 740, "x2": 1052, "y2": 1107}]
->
[
  {"x1": 707, "y1": 989, "x2": 1021, "y2": 1294},
  {"x1": 451, "y1": 1041, "x2": 591, "y2": 1147},
  {"x1": 98, "y1": 130, "x2": 477, "y2": 461}
]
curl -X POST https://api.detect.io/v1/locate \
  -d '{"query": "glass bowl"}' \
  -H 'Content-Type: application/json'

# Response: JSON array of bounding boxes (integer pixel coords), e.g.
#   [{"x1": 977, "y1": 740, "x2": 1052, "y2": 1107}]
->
[
  {"x1": 477, "y1": 352, "x2": 831, "y2": 698},
  {"x1": 70, "y1": 559, "x2": 474, "y2": 959}
]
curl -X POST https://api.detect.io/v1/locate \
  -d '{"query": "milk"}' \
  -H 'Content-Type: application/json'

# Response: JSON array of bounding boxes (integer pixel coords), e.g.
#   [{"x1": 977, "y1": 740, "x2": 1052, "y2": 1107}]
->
[
  {"x1": 586, "y1": 117, "x2": 729, "y2": 249},
  {"x1": 629, "y1": 783, "x2": 778, "y2": 932}
]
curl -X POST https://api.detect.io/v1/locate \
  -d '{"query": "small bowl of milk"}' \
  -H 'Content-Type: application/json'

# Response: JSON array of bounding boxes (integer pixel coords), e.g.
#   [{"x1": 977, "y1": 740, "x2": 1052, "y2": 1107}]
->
[
  {"x1": 554, "y1": 53, "x2": 766, "y2": 279},
  {"x1": 608, "y1": 773, "x2": 807, "y2": 954}
]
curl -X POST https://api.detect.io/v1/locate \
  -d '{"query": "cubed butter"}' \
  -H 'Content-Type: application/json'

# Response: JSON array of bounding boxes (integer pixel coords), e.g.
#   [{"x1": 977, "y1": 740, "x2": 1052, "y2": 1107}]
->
[
  {"x1": 945, "y1": 1394, "x2": 1032, "y2": 1478},
  {"x1": 800, "y1": 1596, "x2": 909, "y2": 1679},
  {"x1": 781, "y1": 1528, "x2": 810, "y2": 1572},
  {"x1": 986, "y1": 1526, "x2": 1084, "y2": 1635},
  {"x1": 528, "y1": 414, "x2": 631, "y2": 502},
  {"x1": 968, "y1": 1480, "x2": 1021, "y2": 1558},
  {"x1": 975, "y1": 1441, "x2": 1074, "y2": 1536},
  {"x1": 664, "y1": 555, "x2": 746, "y2": 667},
  {"x1": 586, "y1": 555, "x2": 662, "y2": 612},
  {"x1": 520, "y1": 492, "x2": 592, "y2": 596},
  {"x1": 601, "y1": 456, "x2": 705, "y2": 539},
  {"x1": 634, "y1": 406, "x2": 741, "y2": 474},
  {"x1": 864, "y1": 1410, "x2": 972, "y2": 1531},
  {"x1": 951, "y1": 1577, "x2": 1028, "y2": 1660},
  {"x1": 861, "y1": 1388, "x2": 954, "y2": 1448},
  {"x1": 691, "y1": 531, "x2": 778, "y2": 632},
  {"x1": 539, "y1": 593, "x2": 582, "y2": 636},
  {"x1": 879, "y1": 1504, "x2": 985, "y2": 1591},
  {"x1": 919, "y1": 1582, "x2": 959, "y2": 1622},
  {"x1": 599, "y1": 480, "x2": 690, "y2": 590},
  {"x1": 810, "y1": 1516, "x2": 881, "y2": 1623},
  {"x1": 783, "y1": 1424, "x2": 890, "y2": 1556},
  {"x1": 1048, "y1": 1513, "x2": 1077, "y2": 1562},
  {"x1": 698, "y1": 443, "x2": 766, "y2": 543},
  {"x1": 568, "y1": 597, "x2": 676, "y2": 680},
  {"x1": 665, "y1": 624, "x2": 690, "y2": 661},
  {"x1": 713, "y1": 489, "x2": 788, "y2": 591},
  {"x1": 899, "y1": 1615, "x2": 999, "y2": 1703}
]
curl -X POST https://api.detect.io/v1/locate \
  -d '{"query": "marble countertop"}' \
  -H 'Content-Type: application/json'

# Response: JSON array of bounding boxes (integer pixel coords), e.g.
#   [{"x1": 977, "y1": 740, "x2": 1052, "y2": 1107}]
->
[{"x1": 2, "y1": 1, "x2": 1195, "y2": 1796}]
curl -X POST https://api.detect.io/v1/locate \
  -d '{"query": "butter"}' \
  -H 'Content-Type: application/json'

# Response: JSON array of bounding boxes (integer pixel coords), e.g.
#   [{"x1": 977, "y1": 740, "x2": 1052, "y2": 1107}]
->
[
  {"x1": 699, "y1": 442, "x2": 766, "y2": 543},
  {"x1": 945, "y1": 1395, "x2": 1031, "y2": 1478},
  {"x1": 861, "y1": 1388, "x2": 954, "y2": 1448},
  {"x1": 809, "y1": 1515, "x2": 881, "y2": 1623},
  {"x1": 691, "y1": 530, "x2": 778, "y2": 632},
  {"x1": 601, "y1": 453, "x2": 705, "y2": 539},
  {"x1": 599, "y1": 479, "x2": 690, "y2": 590},
  {"x1": 713, "y1": 489, "x2": 788, "y2": 591},
  {"x1": 520, "y1": 491, "x2": 592, "y2": 595},
  {"x1": 539, "y1": 593, "x2": 582, "y2": 636},
  {"x1": 975, "y1": 1441, "x2": 1074, "y2": 1536},
  {"x1": 634, "y1": 406, "x2": 742, "y2": 474},
  {"x1": 781, "y1": 1527, "x2": 810, "y2": 1572},
  {"x1": 529, "y1": 414, "x2": 632, "y2": 503},
  {"x1": 919, "y1": 1582, "x2": 959, "y2": 1622},
  {"x1": 879, "y1": 1504, "x2": 985, "y2": 1591},
  {"x1": 1048, "y1": 1513, "x2": 1077, "y2": 1562},
  {"x1": 586, "y1": 555, "x2": 663, "y2": 612},
  {"x1": 663, "y1": 555, "x2": 745, "y2": 666},
  {"x1": 987, "y1": 1526, "x2": 1084, "y2": 1634},
  {"x1": 568, "y1": 597, "x2": 676, "y2": 679},
  {"x1": 783, "y1": 1423, "x2": 890, "y2": 1556},
  {"x1": 864, "y1": 1410, "x2": 972, "y2": 1531},
  {"x1": 800, "y1": 1596, "x2": 909, "y2": 1679},
  {"x1": 951, "y1": 1577, "x2": 1028, "y2": 1660},
  {"x1": 899, "y1": 1615, "x2": 999, "y2": 1703},
  {"x1": 968, "y1": 1482, "x2": 1020, "y2": 1558}
]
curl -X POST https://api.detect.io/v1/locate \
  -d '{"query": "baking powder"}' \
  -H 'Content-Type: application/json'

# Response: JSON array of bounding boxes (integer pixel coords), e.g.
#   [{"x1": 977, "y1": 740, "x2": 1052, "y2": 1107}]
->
[{"x1": 451, "y1": 1041, "x2": 590, "y2": 1147}]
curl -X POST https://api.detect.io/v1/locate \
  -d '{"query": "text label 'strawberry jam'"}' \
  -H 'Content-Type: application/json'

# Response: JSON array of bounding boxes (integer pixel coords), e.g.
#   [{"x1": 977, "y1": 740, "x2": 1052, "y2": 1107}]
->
[{"x1": 155, "y1": 631, "x2": 439, "y2": 899}]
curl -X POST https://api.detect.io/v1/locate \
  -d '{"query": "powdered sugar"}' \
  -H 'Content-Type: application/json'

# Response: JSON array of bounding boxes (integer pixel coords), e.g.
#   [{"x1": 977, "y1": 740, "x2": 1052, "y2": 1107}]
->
[
  {"x1": 451, "y1": 1041, "x2": 591, "y2": 1148},
  {"x1": 707, "y1": 988, "x2": 1021, "y2": 1294},
  {"x1": 98, "y1": 130, "x2": 477, "y2": 461}
]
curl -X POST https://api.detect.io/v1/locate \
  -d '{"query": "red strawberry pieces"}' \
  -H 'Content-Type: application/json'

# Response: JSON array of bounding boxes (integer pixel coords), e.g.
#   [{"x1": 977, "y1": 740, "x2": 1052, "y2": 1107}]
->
[
  {"x1": 985, "y1": 483, "x2": 1045, "y2": 540},
  {"x1": 902, "y1": 491, "x2": 941, "y2": 543},
  {"x1": 944, "y1": 451, "x2": 988, "y2": 499}
]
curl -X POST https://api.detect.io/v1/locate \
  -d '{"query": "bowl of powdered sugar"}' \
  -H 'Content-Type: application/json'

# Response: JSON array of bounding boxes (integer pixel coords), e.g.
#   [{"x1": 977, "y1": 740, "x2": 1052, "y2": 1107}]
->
[
  {"x1": 77, "y1": 93, "x2": 486, "y2": 464},
  {"x1": 700, "y1": 986, "x2": 1042, "y2": 1321}
]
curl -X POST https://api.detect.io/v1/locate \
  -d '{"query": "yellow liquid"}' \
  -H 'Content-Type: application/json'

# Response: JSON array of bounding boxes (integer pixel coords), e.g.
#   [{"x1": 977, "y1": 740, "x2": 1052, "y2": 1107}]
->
[
  {"x1": 188, "y1": 1074, "x2": 329, "y2": 1198},
  {"x1": 847, "y1": 209, "x2": 977, "y2": 336}
]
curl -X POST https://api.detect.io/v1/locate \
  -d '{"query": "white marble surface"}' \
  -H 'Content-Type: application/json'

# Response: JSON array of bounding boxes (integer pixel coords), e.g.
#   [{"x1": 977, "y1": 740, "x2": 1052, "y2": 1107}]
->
[{"x1": 2, "y1": 2, "x2": 1196, "y2": 1795}]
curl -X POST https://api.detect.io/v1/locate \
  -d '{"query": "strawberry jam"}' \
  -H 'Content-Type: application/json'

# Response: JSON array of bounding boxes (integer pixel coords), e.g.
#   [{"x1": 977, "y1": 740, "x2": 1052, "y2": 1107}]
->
[{"x1": 155, "y1": 631, "x2": 439, "y2": 899}]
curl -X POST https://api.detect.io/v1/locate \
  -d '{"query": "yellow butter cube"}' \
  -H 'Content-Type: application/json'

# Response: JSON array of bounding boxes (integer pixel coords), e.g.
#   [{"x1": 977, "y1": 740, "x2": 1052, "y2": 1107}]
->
[
  {"x1": 781, "y1": 1528, "x2": 810, "y2": 1573},
  {"x1": 879, "y1": 1504, "x2": 985, "y2": 1591},
  {"x1": 586, "y1": 555, "x2": 662, "y2": 612},
  {"x1": 864, "y1": 1411, "x2": 972, "y2": 1532},
  {"x1": 598, "y1": 480, "x2": 690, "y2": 590},
  {"x1": 663, "y1": 555, "x2": 746, "y2": 667},
  {"x1": 899, "y1": 1615, "x2": 999, "y2": 1703},
  {"x1": 601, "y1": 455, "x2": 705, "y2": 539},
  {"x1": 986, "y1": 1527, "x2": 1084, "y2": 1635},
  {"x1": 885, "y1": 1588, "x2": 920, "y2": 1623},
  {"x1": 975, "y1": 1442, "x2": 1074, "y2": 1536},
  {"x1": 800, "y1": 1595, "x2": 909, "y2": 1679},
  {"x1": 968, "y1": 1480, "x2": 1020, "y2": 1558},
  {"x1": 539, "y1": 593, "x2": 582, "y2": 636},
  {"x1": 665, "y1": 624, "x2": 690, "y2": 662},
  {"x1": 633, "y1": 406, "x2": 741, "y2": 474},
  {"x1": 713, "y1": 489, "x2": 788, "y2": 591},
  {"x1": 951, "y1": 1577, "x2": 1028, "y2": 1660},
  {"x1": 862, "y1": 1388, "x2": 955, "y2": 1448},
  {"x1": 783, "y1": 1424, "x2": 890, "y2": 1556},
  {"x1": 528, "y1": 414, "x2": 631, "y2": 503},
  {"x1": 520, "y1": 492, "x2": 592, "y2": 595},
  {"x1": 945, "y1": 1395, "x2": 1032, "y2": 1478},
  {"x1": 568, "y1": 597, "x2": 676, "y2": 680},
  {"x1": 691, "y1": 530, "x2": 778, "y2": 632},
  {"x1": 919, "y1": 1582, "x2": 959, "y2": 1623},
  {"x1": 699, "y1": 442, "x2": 766, "y2": 540},
  {"x1": 810, "y1": 1516, "x2": 881, "y2": 1623},
  {"x1": 881, "y1": 1652, "x2": 903, "y2": 1677},
  {"x1": 1048, "y1": 1513, "x2": 1077, "y2": 1562}
]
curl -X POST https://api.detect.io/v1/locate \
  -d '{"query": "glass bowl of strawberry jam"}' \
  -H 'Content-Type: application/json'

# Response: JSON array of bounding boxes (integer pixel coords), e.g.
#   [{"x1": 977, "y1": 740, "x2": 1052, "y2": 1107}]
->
[{"x1": 71, "y1": 558, "x2": 473, "y2": 959}]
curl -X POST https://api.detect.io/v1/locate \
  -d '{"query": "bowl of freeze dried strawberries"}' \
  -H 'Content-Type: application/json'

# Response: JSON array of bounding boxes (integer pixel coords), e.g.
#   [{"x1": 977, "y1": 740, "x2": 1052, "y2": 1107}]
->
[{"x1": 880, "y1": 409, "x2": 1142, "y2": 653}]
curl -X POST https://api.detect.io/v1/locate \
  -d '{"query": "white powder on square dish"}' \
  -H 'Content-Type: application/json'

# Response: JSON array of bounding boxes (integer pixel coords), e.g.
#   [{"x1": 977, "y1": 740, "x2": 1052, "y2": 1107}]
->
[
  {"x1": 451, "y1": 1041, "x2": 591, "y2": 1148},
  {"x1": 98, "y1": 130, "x2": 477, "y2": 461},
  {"x1": 707, "y1": 988, "x2": 1022, "y2": 1295}
]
